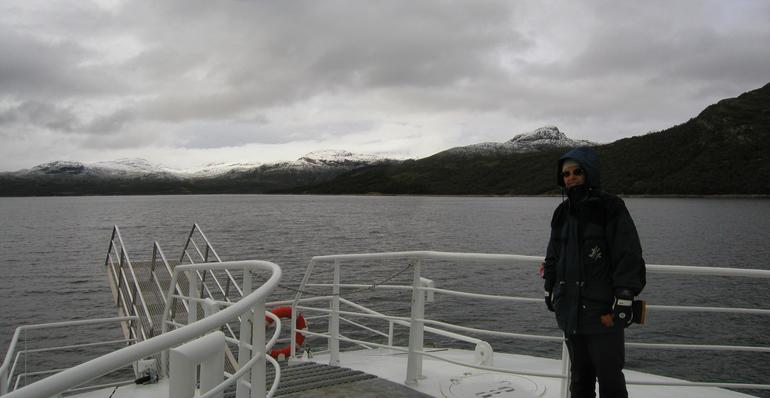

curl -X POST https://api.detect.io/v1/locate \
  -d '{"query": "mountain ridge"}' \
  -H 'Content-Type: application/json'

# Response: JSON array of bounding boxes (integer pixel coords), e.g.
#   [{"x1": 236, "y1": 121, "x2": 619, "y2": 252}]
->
[
  {"x1": 1, "y1": 82, "x2": 768, "y2": 196},
  {"x1": 290, "y1": 82, "x2": 770, "y2": 196}
]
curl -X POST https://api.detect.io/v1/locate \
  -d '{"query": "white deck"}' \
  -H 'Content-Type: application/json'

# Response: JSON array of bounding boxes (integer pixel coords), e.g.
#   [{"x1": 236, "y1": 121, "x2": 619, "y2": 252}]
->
[
  {"x1": 48, "y1": 346, "x2": 760, "y2": 398},
  {"x1": 299, "y1": 348, "x2": 757, "y2": 398}
]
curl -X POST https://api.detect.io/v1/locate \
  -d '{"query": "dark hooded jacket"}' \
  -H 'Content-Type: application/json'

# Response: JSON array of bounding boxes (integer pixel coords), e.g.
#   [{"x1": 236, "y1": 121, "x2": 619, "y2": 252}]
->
[{"x1": 543, "y1": 147, "x2": 646, "y2": 335}]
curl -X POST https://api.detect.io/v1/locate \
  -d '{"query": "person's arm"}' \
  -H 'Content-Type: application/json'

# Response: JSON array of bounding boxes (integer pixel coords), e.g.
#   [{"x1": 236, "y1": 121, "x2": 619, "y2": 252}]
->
[
  {"x1": 542, "y1": 207, "x2": 562, "y2": 311},
  {"x1": 606, "y1": 197, "x2": 646, "y2": 326}
]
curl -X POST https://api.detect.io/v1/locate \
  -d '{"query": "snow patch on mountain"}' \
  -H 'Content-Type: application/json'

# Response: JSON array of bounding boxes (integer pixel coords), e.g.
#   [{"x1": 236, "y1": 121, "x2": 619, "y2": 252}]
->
[
  {"x1": 16, "y1": 150, "x2": 393, "y2": 178},
  {"x1": 297, "y1": 149, "x2": 387, "y2": 166},
  {"x1": 446, "y1": 126, "x2": 595, "y2": 155},
  {"x1": 181, "y1": 162, "x2": 263, "y2": 177},
  {"x1": 22, "y1": 158, "x2": 177, "y2": 178}
]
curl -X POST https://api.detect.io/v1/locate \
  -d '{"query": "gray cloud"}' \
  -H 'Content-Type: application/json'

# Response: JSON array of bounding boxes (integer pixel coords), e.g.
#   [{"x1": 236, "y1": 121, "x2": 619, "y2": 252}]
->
[
  {"x1": 0, "y1": 0, "x2": 769, "y2": 168},
  {"x1": 0, "y1": 100, "x2": 80, "y2": 132}
]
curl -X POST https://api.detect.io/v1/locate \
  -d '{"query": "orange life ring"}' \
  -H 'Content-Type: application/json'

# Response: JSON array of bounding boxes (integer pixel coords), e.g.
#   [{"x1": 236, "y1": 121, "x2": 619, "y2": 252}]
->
[{"x1": 265, "y1": 306, "x2": 307, "y2": 358}]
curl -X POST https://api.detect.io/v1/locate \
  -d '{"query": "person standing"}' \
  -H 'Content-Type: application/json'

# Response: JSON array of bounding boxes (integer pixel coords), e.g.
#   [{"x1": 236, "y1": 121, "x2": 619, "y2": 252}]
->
[{"x1": 542, "y1": 147, "x2": 646, "y2": 398}]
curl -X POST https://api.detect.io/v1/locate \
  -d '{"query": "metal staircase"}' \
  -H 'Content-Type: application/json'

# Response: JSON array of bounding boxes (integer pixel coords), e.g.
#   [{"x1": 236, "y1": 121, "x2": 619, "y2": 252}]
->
[{"x1": 104, "y1": 224, "x2": 244, "y2": 374}]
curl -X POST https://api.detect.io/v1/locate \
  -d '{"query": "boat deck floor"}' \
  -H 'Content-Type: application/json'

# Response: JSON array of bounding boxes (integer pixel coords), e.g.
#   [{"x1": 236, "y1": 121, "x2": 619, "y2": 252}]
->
[
  {"x1": 279, "y1": 377, "x2": 433, "y2": 397},
  {"x1": 73, "y1": 362, "x2": 431, "y2": 398}
]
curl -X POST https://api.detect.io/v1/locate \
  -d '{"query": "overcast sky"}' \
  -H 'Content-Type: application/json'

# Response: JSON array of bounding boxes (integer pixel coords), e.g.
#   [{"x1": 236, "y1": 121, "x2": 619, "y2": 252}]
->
[{"x1": 1, "y1": 1, "x2": 769, "y2": 171}]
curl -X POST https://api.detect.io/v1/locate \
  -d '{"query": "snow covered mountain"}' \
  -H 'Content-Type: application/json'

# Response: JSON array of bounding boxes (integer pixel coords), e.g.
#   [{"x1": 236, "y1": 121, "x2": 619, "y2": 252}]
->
[
  {"x1": 14, "y1": 150, "x2": 391, "y2": 179},
  {"x1": 444, "y1": 126, "x2": 595, "y2": 156},
  {"x1": 0, "y1": 127, "x2": 593, "y2": 195},
  {"x1": 266, "y1": 150, "x2": 390, "y2": 171},
  {"x1": 22, "y1": 159, "x2": 178, "y2": 178}
]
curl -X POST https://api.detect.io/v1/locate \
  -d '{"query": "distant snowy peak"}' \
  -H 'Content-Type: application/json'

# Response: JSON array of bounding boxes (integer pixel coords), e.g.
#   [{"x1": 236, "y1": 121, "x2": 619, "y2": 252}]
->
[
  {"x1": 291, "y1": 150, "x2": 389, "y2": 168},
  {"x1": 447, "y1": 126, "x2": 595, "y2": 155},
  {"x1": 505, "y1": 126, "x2": 595, "y2": 151}
]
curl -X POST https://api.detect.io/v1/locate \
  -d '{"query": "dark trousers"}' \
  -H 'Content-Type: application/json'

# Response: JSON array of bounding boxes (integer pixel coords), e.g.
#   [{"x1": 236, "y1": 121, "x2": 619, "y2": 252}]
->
[{"x1": 565, "y1": 330, "x2": 627, "y2": 398}]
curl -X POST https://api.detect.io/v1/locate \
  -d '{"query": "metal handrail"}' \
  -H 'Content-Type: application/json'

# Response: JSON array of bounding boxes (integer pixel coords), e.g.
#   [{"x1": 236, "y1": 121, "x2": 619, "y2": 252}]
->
[
  {"x1": 0, "y1": 317, "x2": 138, "y2": 395},
  {"x1": 105, "y1": 225, "x2": 155, "y2": 338},
  {"x1": 176, "y1": 224, "x2": 243, "y2": 346},
  {"x1": 293, "y1": 250, "x2": 770, "y2": 393},
  {"x1": 150, "y1": 242, "x2": 190, "y2": 315},
  {"x1": 3, "y1": 260, "x2": 282, "y2": 398},
  {"x1": 179, "y1": 224, "x2": 244, "y2": 300},
  {"x1": 308, "y1": 250, "x2": 770, "y2": 278}
]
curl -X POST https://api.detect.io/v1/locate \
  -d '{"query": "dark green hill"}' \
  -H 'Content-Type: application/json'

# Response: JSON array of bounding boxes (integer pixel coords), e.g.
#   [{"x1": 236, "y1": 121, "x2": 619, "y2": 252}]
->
[{"x1": 291, "y1": 82, "x2": 770, "y2": 195}]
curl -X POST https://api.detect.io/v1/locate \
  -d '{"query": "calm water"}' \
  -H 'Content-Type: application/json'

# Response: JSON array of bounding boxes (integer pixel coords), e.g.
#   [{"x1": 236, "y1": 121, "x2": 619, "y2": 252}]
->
[{"x1": 0, "y1": 195, "x2": 768, "y2": 394}]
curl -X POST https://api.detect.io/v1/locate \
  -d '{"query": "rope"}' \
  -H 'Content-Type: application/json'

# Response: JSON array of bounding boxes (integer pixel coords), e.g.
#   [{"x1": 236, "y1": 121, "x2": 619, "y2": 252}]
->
[{"x1": 275, "y1": 262, "x2": 415, "y2": 297}]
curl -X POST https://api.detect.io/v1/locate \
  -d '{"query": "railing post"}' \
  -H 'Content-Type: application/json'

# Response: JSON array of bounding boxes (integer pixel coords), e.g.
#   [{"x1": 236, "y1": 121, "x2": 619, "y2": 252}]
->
[
  {"x1": 250, "y1": 297, "x2": 266, "y2": 398},
  {"x1": 236, "y1": 268, "x2": 253, "y2": 398},
  {"x1": 104, "y1": 227, "x2": 116, "y2": 267},
  {"x1": 388, "y1": 321, "x2": 394, "y2": 348},
  {"x1": 1, "y1": 367, "x2": 8, "y2": 395},
  {"x1": 169, "y1": 331, "x2": 225, "y2": 398},
  {"x1": 150, "y1": 243, "x2": 158, "y2": 276},
  {"x1": 188, "y1": 270, "x2": 200, "y2": 325},
  {"x1": 560, "y1": 337, "x2": 571, "y2": 398},
  {"x1": 329, "y1": 260, "x2": 341, "y2": 366},
  {"x1": 405, "y1": 259, "x2": 424, "y2": 386}
]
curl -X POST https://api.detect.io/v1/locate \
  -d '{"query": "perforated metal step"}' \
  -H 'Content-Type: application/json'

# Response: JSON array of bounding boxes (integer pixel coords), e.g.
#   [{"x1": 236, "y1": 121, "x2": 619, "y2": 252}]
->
[{"x1": 268, "y1": 362, "x2": 376, "y2": 396}]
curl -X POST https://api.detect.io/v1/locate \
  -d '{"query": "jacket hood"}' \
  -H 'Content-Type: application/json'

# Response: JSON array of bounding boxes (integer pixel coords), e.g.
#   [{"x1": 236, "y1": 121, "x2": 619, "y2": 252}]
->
[{"x1": 557, "y1": 147, "x2": 601, "y2": 189}]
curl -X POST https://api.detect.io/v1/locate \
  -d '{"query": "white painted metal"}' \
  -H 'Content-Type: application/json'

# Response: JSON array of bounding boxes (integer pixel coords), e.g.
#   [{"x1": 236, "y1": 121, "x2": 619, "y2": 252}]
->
[
  {"x1": 235, "y1": 266, "x2": 253, "y2": 398},
  {"x1": 0, "y1": 317, "x2": 137, "y2": 395},
  {"x1": 559, "y1": 340, "x2": 571, "y2": 398},
  {"x1": 295, "y1": 304, "x2": 557, "y2": 344},
  {"x1": 169, "y1": 331, "x2": 225, "y2": 398},
  {"x1": 187, "y1": 270, "x2": 200, "y2": 325},
  {"x1": 329, "y1": 260, "x2": 341, "y2": 366},
  {"x1": 405, "y1": 259, "x2": 424, "y2": 385},
  {"x1": 3, "y1": 260, "x2": 281, "y2": 398},
  {"x1": 179, "y1": 224, "x2": 243, "y2": 298},
  {"x1": 310, "y1": 250, "x2": 770, "y2": 279},
  {"x1": 107, "y1": 226, "x2": 154, "y2": 337},
  {"x1": 249, "y1": 296, "x2": 266, "y2": 398},
  {"x1": 294, "y1": 250, "x2": 770, "y2": 394},
  {"x1": 421, "y1": 277, "x2": 434, "y2": 302},
  {"x1": 473, "y1": 341, "x2": 494, "y2": 366}
]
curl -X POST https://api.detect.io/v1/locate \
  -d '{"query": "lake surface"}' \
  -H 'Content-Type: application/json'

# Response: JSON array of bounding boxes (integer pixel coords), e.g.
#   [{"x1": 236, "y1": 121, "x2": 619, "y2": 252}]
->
[{"x1": 0, "y1": 195, "x2": 768, "y2": 395}]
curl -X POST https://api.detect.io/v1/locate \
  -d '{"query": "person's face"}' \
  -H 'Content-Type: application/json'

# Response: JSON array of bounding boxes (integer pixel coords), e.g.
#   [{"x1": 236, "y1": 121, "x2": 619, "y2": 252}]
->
[{"x1": 562, "y1": 164, "x2": 585, "y2": 189}]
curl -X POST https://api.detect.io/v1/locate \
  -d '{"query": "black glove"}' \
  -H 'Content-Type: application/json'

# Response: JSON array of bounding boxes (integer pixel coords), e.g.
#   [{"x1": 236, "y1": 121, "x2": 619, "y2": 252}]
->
[
  {"x1": 545, "y1": 290, "x2": 555, "y2": 312},
  {"x1": 544, "y1": 279, "x2": 555, "y2": 312},
  {"x1": 613, "y1": 288, "x2": 635, "y2": 327}
]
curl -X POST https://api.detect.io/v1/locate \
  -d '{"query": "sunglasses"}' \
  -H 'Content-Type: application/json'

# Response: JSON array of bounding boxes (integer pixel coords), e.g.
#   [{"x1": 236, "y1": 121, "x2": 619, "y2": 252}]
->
[{"x1": 561, "y1": 168, "x2": 584, "y2": 178}]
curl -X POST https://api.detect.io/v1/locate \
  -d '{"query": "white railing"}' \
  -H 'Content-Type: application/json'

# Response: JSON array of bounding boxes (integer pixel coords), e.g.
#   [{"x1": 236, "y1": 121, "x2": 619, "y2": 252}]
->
[
  {"x1": 180, "y1": 224, "x2": 243, "y2": 298},
  {"x1": 149, "y1": 241, "x2": 191, "y2": 316},
  {"x1": 0, "y1": 317, "x2": 138, "y2": 395},
  {"x1": 290, "y1": 251, "x2": 770, "y2": 397},
  {"x1": 105, "y1": 225, "x2": 154, "y2": 339},
  {"x1": 2, "y1": 260, "x2": 282, "y2": 398}
]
